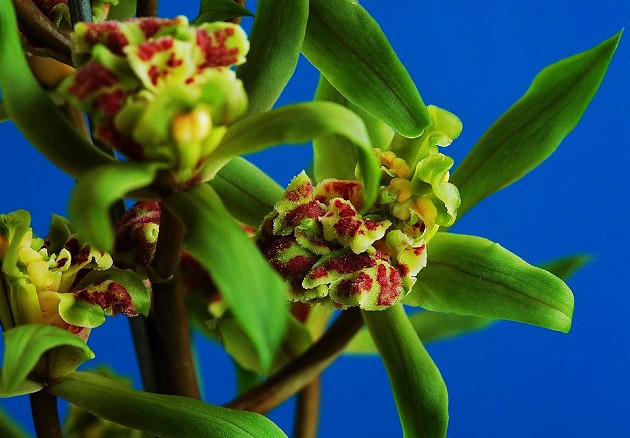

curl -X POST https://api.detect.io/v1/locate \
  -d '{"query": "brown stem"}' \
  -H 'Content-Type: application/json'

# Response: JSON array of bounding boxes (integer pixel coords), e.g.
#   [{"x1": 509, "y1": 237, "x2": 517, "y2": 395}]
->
[
  {"x1": 146, "y1": 207, "x2": 200, "y2": 398},
  {"x1": 29, "y1": 391, "x2": 63, "y2": 438},
  {"x1": 12, "y1": 0, "x2": 72, "y2": 58},
  {"x1": 136, "y1": 0, "x2": 158, "y2": 17},
  {"x1": 226, "y1": 308, "x2": 362, "y2": 413},
  {"x1": 294, "y1": 378, "x2": 321, "y2": 438}
]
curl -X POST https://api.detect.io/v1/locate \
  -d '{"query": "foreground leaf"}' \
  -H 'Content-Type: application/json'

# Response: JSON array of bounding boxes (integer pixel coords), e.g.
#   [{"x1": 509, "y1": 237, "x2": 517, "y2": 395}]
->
[
  {"x1": 541, "y1": 254, "x2": 591, "y2": 280},
  {"x1": 0, "y1": 2, "x2": 114, "y2": 178},
  {"x1": 209, "y1": 157, "x2": 283, "y2": 227},
  {"x1": 0, "y1": 100, "x2": 7, "y2": 123},
  {"x1": 164, "y1": 184, "x2": 289, "y2": 372},
  {"x1": 206, "y1": 102, "x2": 381, "y2": 209},
  {"x1": 194, "y1": 0, "x2": 254, "y2": 24},
  {"x1": 363, "y1": 305, "x2": 448, "y2": 438},
  {"x1": 303, "y1": 0, "x2": 429, "y2": 137},
  {"x1": 69, "y1": 161, "x2": 164, "y2": 252},
  {"x1": 405, "y1": 233, "x2": 574, "y2": 333},
  {"x1": 1, "y1": 325, "x2": 94, "y2": 393},
  {"x1": 0, "y1": 406, "x2": 31, "y2": 438},
  {"x1": 49, "y1": 371, "x2": 288, "y2": 438},
  {"x1": 107, "y1": 0, "x2": 137, "y2": 20},
  {"x1": 237, "y1": 0, "x2": 308, "y2": 115},
  {"x1": 452, "y1": 31, "x2": 622, "y2": 217}
]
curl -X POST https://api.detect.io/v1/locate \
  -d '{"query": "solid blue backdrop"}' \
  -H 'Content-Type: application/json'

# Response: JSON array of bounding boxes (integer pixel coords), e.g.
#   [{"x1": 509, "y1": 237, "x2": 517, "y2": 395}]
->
[{"x1": 1, "y1": 1, "x2": 628, "y2": 436}]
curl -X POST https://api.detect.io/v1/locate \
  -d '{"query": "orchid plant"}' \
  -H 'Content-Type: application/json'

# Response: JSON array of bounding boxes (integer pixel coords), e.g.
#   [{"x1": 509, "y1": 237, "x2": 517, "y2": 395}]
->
[{"x1": 0, "y1": 0, "x2": 620, "y2": 437}]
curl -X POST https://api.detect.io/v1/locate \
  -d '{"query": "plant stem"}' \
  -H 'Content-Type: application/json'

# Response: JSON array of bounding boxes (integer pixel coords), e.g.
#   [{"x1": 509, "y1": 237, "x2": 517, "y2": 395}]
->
[
  {"x1": 68, "y1": 0, "x2": 92, "y2": 24},
  {"x1": 29, "y1": 391, "x2": 63, "y2": 438},
  {"x1": 11, "y1": 0, "x2": 72, "y2": 59},
  {"x1": 146, "y1": 207, "x2": 201, "y2": 398},
  {"x1": 226, "y1": 308, "x2": 362, "y2": 413},
  {"x1": 136, "y1": 0, "x2": 158, "y2": 17},
  {"x1": 294, "y1": 378, "x2": 321, "y2": 438}
]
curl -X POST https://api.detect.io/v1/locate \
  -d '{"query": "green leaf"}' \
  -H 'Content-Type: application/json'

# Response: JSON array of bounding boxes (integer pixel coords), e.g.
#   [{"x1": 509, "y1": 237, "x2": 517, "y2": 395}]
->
[
  {"x1": 452, "y1": 31, "x2": 622, "y2": 217},
  {"x1": 206, "y1": 102, "x2": 381, "y2": 210},
  {"x1": 0, "y1": 405, "x2": 33, "y2": 437},
  {"x1": 347, "y1": 312, "x2": 492, "y2": 354},
  {"x1": 405, "y1": 233, "x2": 574, "y2": 333},
  {"x1": 0, "y1": 2, "x2": 115, "y2": 178},
  {"x1": 541, "y1": 254, "x2": 591, "y2": 280},
  {"x1": 107, "y1": 0, "x2": 137, "y2": 20},
  {"x1": 1, "y1": 325, "x2": 94, "y2": 393},
  {"x1": 303, "y1": 0, "x2": 429, "y2": 137},
  {"x1": 46, "y1": 214, "x2": 74, "y2": 254},
  {"x1": 194, "y1": 0, "x2": 254, "y2": 25},
  {"x1": 69, "y1": 161, "x2": 164, "y2": 252},
  {"x1": 363, "y1": 305, "x2": 449, "y2": 438},
  {"x1": 49, "y1": 371, "x2": 288, "y2": 438},
  {"x1": 0, "y1": 100, "x2": 7, "y2": 123},
  {"x1": 209, "y1": 157, "x2": 283, "y2": 227},
  {"x1": 236, "y1": 0, "x2": 308, "y2": 115},
  {"x1": 164, "y1": 184, "x2": 289, "y2": 372}
]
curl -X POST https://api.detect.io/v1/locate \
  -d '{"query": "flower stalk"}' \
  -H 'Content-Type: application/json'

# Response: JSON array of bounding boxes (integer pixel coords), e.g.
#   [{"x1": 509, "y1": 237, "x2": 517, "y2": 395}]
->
[{"x1": 29, "y1": 390, "x2": 63, "y2": 438}]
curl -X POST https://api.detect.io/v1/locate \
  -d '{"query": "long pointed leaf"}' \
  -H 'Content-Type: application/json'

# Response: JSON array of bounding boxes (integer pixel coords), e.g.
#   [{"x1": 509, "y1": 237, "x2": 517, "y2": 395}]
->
[
  {"x1": 405, "y1": 233, "x2": 574, "y2": 333},
  {"x1": 1, "y1": 325, "x2": 94, "y2": 393},
  {"x1": 69, "y1": 161, "x2": 164, "y2": 252},
  {"x1": 303, "y1": 0, "x2": 429, "y2": 137},
  {"x1": 0, "y1": 406, "x2": 32, "y2": 438},
  {"x1": 0, "y1": 2, "x2": 114, "y2": 178},
  {"x1": 237, "y1": 0, "x2": 308, "y2": 115},
  {"x1": 363, "y1": 305, "x2": 449, "y2": 438},
  {"x1": 207, "y1": 102, "x2": 381, "y2": 209},
  {"x1": 0, "y1": 100, "x2": 7, "y2": 123},
  {"x1": 194, "y1": 0, "x2": 254, "y2": 24},
  {"x1": 164, "y1": 184, "x2": 289, "y2": 372},
  {"x1": 49, "y1": 371, "x2": 288, "y2": 438},
  {"x1": 452, "y1": 31, "x2": 622, "y2": 217},
  {"x1": 209, "y1": 157, "x2": 283, "y2": 227},
  {"x1": 541, "y1": 254, "x2": 591, "y2": 280}
]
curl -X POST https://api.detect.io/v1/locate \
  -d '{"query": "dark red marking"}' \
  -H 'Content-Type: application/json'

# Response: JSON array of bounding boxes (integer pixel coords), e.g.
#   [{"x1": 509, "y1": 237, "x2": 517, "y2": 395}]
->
[
  {"x1": 94, "y1": 90, "x2": 126, "y2": 117},
  {"x1": 83, "y1": 22, "x2": 129, "y2": 55},
  {"x1": 376, "y1": 264, "x2": 402, "y2": 306},
  {"x1": 75, "y1": 281, "x2": 136, "y2": 316},
  {"x1": 284, "y1": 201, "x2": 325, "y2": 226},
  {"x1": 195, "y1": 28, "x2": 239, "y2": 70},
  {"x1": 272, "y1": 255, "x2": 317, "y2": 278},
  {"x1": 310, "y1": 252, "x2": 377, "y2": 279},
  {"x1": 333, "y1": 218, "x2": 361, "y2": 237},
  {"x1": 95, "y1": 122, "x2": 144, "y2": 159},
  {"x1": 136, "y1": 37, "x2": 175, "y2": 61},
  {"x1": 67, "y1": 61, "x2": 118, "y2": 99},
  {"x1": 285, "y1": 181, "x2": 313, "y2": 202}
]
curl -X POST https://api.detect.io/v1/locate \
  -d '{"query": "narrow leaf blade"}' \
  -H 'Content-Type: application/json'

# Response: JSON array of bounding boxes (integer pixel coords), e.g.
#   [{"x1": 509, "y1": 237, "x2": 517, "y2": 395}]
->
[
  {"x1": 236, "y1": 0, "x2": 308, "y2": 115},
  {"x1": 209, "y1": 157, "x2": 283, "y2": 227},
  {"x1": 164, "y1": 184, "x2": 289, "y2": 372},
  {"x1": 303, "y1": 0, "x2": 429, "y2": 137},
  {"x1": 0, "y1": 100, "x2": 7, "y2": 123},
  {"x1": 363, "y1": 305, "x2": 449, "y2": 438},
  {"x1": 1, "y1": 324, "x2": 94, "y2": 392},
  {"x1": 0, "y1": 406, "x2": 32, "y2": 438},
  {"x1": 0, "y1": 2, "x2": 114, "y2": 178},
  {"x1": 49, "y1": 371, "x2": 288, "y2": 438},
  {"x1": 541, "y1": 254, "x2": 591, "y2": 280},
  {"x1": 194, "y1": 0, "x2": 254, "y2": 24},
  {"x1": 69, "y1": 161, "x2": 163, "y2": 252},
  {"x1": 405, "y1": 233, "x2": 575, "y2": 333},
  {"x1": 452, "y1": 31, "x2": 622, "y2": 217}
]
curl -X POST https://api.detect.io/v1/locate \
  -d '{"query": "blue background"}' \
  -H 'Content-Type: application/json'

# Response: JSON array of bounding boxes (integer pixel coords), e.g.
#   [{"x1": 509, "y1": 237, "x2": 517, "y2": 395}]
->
[{"x1": 1, "y1": 1, "x2": 629, "y2": 436}]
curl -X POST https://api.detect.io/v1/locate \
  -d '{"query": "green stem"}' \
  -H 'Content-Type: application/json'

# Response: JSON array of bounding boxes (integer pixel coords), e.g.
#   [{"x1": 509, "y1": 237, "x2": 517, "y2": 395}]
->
[
  {"x1": 29, "y1": 391, "x2": 63, "y2": 438},
  {"x1": 136, "y1": 0, "x2": 158, "y2": 17},
  {"x1": 146, "y1": 207, "x2": 201, "y2": 398},
  {"x1": 294, "y1": 378, "x2": 321, "y2": 438},
  {"x1": 226, "y1": 308, "x2": 362, "y2": 413}
]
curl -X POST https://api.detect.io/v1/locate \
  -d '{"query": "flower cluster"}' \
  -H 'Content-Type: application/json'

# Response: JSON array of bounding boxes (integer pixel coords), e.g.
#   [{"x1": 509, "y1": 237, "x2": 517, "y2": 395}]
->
[
  {"x1": 257, "y1": 106, "x2": 462, "y2": 310},
  {"x1": 59, "y1": 16, "x2": 250, "y2": 188},
  {"x1": 0, "y1": 211, "x2": 149, "y2": 340}
]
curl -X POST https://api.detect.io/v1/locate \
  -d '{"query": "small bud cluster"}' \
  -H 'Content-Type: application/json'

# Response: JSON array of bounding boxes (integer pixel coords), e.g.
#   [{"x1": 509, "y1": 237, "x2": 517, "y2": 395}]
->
[{"x1": 59, "y1": 16, "x2": 250, "y2": 188}]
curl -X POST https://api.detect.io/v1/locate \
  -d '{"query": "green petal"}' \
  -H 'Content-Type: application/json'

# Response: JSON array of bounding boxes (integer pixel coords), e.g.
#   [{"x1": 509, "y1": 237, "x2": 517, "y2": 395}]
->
[
  {"x1": 363, "y1": 305, "x2": 449, "y2": 438},
  {"x1": 1, "y1": 324, "x2": 94, "y2": 393},
  {"x1": 452, "y1": 31, "x2": 622, "y2": 217},
  {"x1": 49, "y1": 371, "x2": 288, "y2": 438},
  {"x1": 411, "y1": 153, "x2": 460, "y2": 226},
  {"x1": 405, "y1": 233, "x2": 575, "y2": 333}
]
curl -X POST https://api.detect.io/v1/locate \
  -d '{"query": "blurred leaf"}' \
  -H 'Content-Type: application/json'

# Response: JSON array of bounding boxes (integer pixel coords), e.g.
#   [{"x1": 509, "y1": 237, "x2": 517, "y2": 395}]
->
[
  {"x1": 1, "y1": 325, "x2": 94, "y2": 393},
  {"x1": 0, "y1": 2, "x2": 115, "y2": 178},
  {"x1": 0, "y1": 100, "x2": 7, "y2": 123},
  {"x1": 107, "y1": 0, "x2": 137, "y2": 20},
  {"x1": 303, "y1": 0, "x2": 429, "y2": 137},
  {"x1": 363, "y1": 305, "x2": 448, "y2": 438},
  {"x1": 0, "y1": 406, "x2": 32, "y2": 437},
  {"x1": 194, "y1": 0, "x2": 254, "y2": 24},
  {"x1": 207, "y1": 102, "x2": 381, "y2": 210},
  {"x1": 405, "y1": 233, "x2": 574, "y2": 333},
  {"x1": 69, "y1": 161, "x2": 164, "y2": 252},
  {"x1": 209, "y1": 157, "x2": 283, "y2": 227},
  {"x1": 237, "y1": 0, "x2": 308, "y2": 115},
  {"x1": 164, "y1": 184, "x2": 289, "y2": 372},
  {"x1": 452, "y1": 31, "x2": 622, "y2": 217},
  {"x1": 347, "y1": 312, "x2": 492, "y2": 354},
  {"x1": 541, "y1": 254, "x2": 591, "y2": 280},
  {"x1": 49, "y1": 371, "x2": 288, "y2": 438},
  {"x1": 46, "y1": 214, "x2": 74, "y2": 254},
  {"x1": 0, "y1": 372, "x2": 43, "y2": 398}
]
